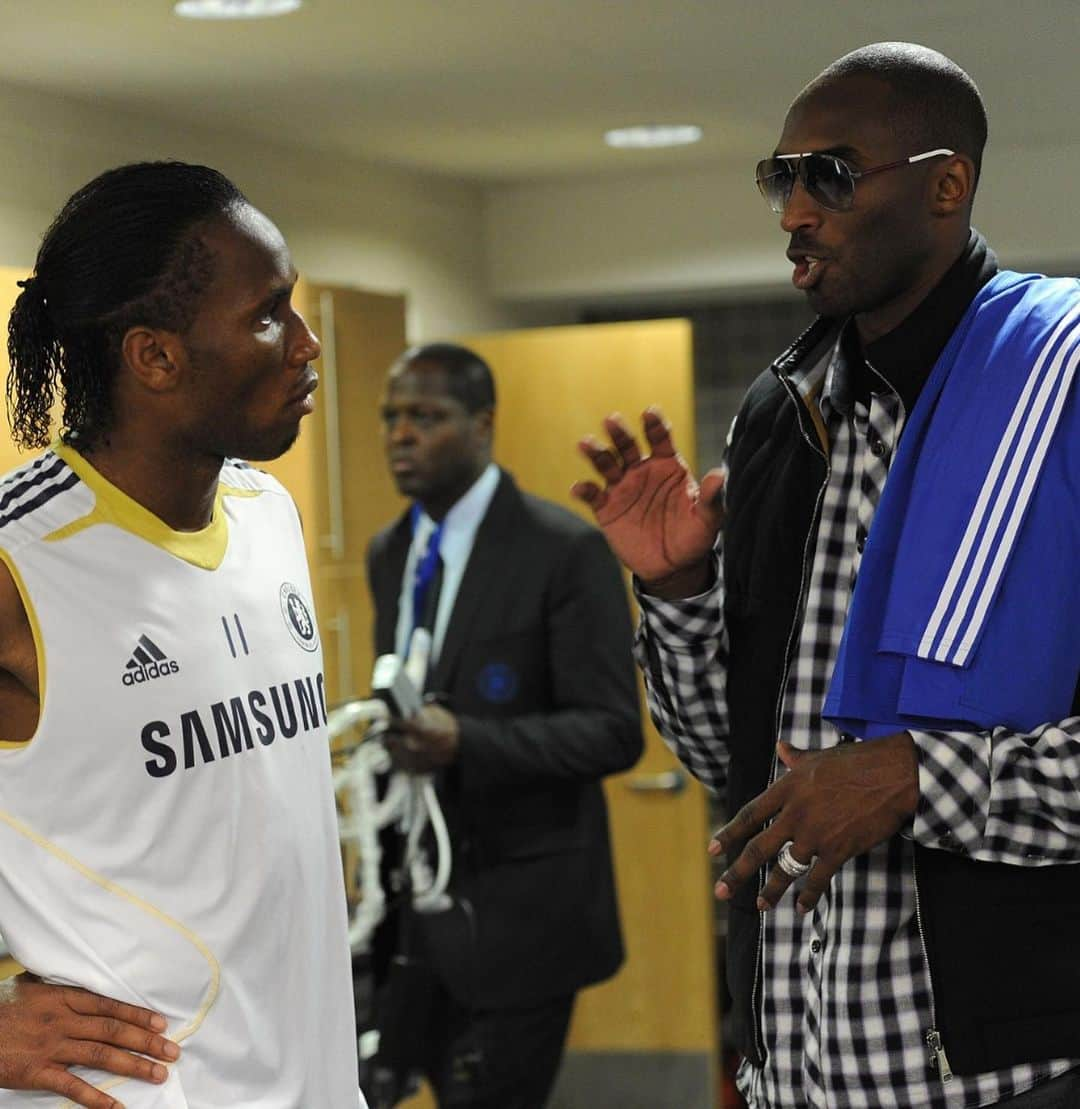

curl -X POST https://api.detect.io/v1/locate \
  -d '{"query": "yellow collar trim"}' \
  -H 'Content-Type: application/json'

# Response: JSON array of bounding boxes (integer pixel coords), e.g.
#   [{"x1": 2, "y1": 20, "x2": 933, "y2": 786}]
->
[{"x1": 46, "y1": 444, "x2": 259, "y2": 570}]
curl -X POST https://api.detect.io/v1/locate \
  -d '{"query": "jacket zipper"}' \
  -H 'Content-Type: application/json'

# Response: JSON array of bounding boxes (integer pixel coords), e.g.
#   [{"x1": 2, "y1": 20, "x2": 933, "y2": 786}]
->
[
  {"x1": 913, "y1": 858, "x2": 954, "y2": 1081},
  {"x1": 862, "y1": 359, "x2": 952, "y2": 1080},
  {"x1": 748, "y1": 371, "x2": 830, "y2": 1065}
]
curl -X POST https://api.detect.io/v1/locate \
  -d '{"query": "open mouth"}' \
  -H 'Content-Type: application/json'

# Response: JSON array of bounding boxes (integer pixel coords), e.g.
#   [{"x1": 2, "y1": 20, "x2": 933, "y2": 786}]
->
[{"x1": 791, "y1": 254, "x2": 826, "y2": 291}]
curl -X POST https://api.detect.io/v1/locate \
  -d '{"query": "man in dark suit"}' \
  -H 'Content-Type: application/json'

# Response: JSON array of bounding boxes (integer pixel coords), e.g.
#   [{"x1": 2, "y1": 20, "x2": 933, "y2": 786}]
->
[{"x1": 364, "y1": 342, "x2": 643, "y2": 1109}]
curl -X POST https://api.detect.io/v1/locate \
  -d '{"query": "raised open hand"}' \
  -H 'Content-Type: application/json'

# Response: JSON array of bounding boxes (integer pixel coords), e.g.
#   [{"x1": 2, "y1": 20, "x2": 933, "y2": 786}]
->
[{"x1": 572, "y1": 408, "x2": 724, "y2": 594}]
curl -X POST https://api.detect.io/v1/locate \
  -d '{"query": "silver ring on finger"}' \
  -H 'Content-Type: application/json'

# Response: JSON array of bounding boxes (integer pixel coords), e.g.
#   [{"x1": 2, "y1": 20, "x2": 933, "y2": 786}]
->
[{"x1": 776, "y1": 840, "x2": 813, "y2": 879}]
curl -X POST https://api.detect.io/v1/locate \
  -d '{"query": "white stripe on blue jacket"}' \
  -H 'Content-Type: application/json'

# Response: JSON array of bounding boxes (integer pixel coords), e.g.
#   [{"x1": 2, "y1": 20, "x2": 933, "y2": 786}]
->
[{"x1": 824, "y1": 270, "x2": 1080, "y2": 738}]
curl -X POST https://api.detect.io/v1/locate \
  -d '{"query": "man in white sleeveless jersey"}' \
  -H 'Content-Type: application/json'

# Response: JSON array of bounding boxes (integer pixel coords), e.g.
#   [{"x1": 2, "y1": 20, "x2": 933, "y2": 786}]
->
[{"x1": 0, "y1": 162, "x2": 367, "y2": 1108}]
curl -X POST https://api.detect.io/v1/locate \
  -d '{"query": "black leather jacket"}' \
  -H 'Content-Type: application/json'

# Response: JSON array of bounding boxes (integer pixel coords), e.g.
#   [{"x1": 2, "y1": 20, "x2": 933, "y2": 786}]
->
[{"x1": 720, "y1": 312, "x2": 1080, "y2": 1075}]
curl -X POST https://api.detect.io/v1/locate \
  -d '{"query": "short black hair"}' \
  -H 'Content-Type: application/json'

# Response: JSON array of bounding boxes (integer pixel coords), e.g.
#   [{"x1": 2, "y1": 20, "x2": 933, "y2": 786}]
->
[
  {"x1": 7, "y1": 160, "x2": 248, "y2": 449},
  {"x1": 808, "y1": 42, "x2": 988, "y2": 186},
  {"x1": 396, "y1": 342, "x2": 496, "y2": 414}
]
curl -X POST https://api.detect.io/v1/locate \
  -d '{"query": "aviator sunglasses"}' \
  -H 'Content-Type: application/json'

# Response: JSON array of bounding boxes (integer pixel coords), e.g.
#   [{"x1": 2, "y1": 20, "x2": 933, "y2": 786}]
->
[{"x1": 755, "y1": 148, "x2": 955, "y2": 213}]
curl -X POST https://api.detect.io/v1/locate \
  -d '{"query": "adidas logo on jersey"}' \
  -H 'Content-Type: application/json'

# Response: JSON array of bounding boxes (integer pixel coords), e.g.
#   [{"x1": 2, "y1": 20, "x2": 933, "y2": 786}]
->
[{"x1": 122, "y1": 634, "x2": 181, "y2": 686}]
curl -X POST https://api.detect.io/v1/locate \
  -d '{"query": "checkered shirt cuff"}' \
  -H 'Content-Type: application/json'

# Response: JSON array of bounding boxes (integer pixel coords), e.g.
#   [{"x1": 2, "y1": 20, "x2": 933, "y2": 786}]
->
[
  {"x1": 912, "y1": 717, "x2": 1080, "y2": 864},
  {"x1": 630, "y1": 554, "x2": 730, "y2": 795},
  {"x1": 909, "y1": 729, "x2": 992, "y2": 855},
  {"x1": 633, "y1": 555, "x2": 725, "y2": 651}
]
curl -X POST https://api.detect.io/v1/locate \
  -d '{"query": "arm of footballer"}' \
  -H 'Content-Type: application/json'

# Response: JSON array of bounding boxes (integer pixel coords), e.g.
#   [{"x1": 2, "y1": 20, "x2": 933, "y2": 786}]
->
[
  {"x1": 0, "y1": 569, "x2": 183, "y2": 1105},
  {"x1": 0, "y1": 561, "x2": 38, "y2": 742}
]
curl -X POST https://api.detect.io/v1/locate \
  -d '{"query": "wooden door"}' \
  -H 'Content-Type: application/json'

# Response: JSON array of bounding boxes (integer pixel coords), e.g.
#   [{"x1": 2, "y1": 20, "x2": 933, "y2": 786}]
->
[
  {"x1": 260, "y1": 281, "x2": 406, "y2": 707},
  {"x1": 0, "y1": 266, "x2": 48, "y2": 481},
  {"x1": 453, "y1": 320, "x2": 719, "y2": 1108}
]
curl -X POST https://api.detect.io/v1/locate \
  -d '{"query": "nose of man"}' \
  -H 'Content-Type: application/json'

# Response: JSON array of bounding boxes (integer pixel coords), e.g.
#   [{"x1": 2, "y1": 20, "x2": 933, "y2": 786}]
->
[
  {"x1": 387, "y1": 415, "x2": 418, "y2": 446},
  {"x1": 291, "y1": 311, "x2": 322, "y2": 365},
  {"x1": 779, "y1": 179, "x2": 825, "y2": 234}
]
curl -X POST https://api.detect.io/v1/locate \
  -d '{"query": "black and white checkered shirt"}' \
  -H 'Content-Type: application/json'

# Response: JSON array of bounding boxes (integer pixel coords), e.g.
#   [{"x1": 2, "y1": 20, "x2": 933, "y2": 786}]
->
[{"x1": 635, "y1": 332, "x2": 1080, "y2": 1108}]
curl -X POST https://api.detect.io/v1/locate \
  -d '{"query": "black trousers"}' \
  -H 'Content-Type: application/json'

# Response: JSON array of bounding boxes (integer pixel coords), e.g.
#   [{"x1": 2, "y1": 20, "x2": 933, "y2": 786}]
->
[{"x1": 420, "y1": 987, "x2": 575, "y2": 1109}]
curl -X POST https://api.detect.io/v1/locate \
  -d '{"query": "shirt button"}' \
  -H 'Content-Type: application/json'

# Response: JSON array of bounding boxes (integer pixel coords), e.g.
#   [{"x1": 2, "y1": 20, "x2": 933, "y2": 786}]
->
[
  {"x1": 811, "y1": 939, "x2": 822, "y2": 954},
  {"x1": 856, "y1": 525, "x2": 867, "y2": 553}
]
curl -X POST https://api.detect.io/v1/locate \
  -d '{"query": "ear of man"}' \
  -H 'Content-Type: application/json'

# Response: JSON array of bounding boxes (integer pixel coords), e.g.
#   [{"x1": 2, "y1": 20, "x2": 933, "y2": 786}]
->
[
  {"x1": 120, "y1": 326, "x2": 186, "y2": 394},
  {"x1": 930, "y1": 153, "x2": 976, "y2": 217},
  {"x1": 474, "y1": 406, "x2": 494, "y2": 443}
]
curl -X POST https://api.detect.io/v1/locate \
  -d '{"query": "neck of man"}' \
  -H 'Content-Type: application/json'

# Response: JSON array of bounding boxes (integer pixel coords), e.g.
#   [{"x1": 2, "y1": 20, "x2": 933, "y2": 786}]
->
[
  {"x1": 854, "y1": 224, "x2": 972, "y2": 346},
  {"x1": 76, "y1": 430, "x2": 222, "y2": 533},
  {"x1": 418, "y1": 458, "x2": 490, "y2": 523}
]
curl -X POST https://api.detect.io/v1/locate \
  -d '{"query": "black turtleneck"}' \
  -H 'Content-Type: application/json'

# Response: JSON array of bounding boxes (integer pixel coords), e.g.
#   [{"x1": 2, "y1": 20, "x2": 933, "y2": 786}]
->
[{"x1": 843, "y1": 229, "x2": 999, "y2": 413}]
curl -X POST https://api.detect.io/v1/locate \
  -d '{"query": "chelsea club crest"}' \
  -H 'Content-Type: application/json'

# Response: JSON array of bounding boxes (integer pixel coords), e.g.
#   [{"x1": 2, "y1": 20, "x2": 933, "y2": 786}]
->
[{"x1": 279, "y1": 582, "x2": 319, "y2": 652}]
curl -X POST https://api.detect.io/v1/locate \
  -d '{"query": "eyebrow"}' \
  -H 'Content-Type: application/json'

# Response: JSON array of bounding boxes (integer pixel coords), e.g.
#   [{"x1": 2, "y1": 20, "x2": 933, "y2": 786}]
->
[{"x1": 253, "y1": 277, "x2": 296, "y2": 316}]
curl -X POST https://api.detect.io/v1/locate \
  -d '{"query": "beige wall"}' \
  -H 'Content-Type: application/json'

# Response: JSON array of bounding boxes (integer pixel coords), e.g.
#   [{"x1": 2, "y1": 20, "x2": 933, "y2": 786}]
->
[
  {"x1": 0, "y1": 80, "x2": 506, "y2": 342},
  {"x1": 483, "y1": 142, "x2": 1080, "y2": 305},
  {"x1": 2, "y1": 77, "x2": 1076, "y2": 335}
]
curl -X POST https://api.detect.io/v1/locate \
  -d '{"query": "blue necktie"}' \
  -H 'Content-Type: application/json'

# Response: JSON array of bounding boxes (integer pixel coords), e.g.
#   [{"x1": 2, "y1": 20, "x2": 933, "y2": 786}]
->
[{"x1": 410, "y1": 510, "x2": 445, "y2": 640}]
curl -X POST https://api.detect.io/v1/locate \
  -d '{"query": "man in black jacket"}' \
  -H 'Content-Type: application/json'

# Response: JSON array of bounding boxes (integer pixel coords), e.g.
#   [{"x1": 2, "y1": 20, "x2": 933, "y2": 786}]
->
[
  {"x1": 365, "y1": 342, "x2": 642, "y2": 1108},
  {"x1": 574, "y1": 43, "x2": 1080, "y2": 1109}
]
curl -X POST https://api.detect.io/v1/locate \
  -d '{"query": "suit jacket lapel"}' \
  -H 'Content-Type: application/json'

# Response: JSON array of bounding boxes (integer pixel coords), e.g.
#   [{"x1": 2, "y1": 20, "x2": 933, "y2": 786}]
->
[
  {"x1": 374, "y1": 514, "x2": 413, "y2": 657},
  {"x1": 429, "y1": 470, "x2": 521, "y2": 693}
]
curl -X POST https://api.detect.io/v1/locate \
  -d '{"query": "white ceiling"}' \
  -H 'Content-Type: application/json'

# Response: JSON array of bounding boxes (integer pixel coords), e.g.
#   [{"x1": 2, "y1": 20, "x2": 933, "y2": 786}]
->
[{"x1": 3, "y1": 0, "x2": 1078, "y2": 183}]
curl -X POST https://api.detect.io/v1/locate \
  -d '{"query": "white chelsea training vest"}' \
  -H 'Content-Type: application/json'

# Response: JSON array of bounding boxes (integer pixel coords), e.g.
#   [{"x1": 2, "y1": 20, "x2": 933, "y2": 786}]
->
[{"x1": 0, "y1": 445, "x2": 363, "y2": 1108}]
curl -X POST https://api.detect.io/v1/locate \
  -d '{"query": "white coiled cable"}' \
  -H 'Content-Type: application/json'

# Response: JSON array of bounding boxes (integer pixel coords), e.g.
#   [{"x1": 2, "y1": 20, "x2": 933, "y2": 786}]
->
[{"x1": 330, "y1": 629, "x2": 452, "y2": 952}]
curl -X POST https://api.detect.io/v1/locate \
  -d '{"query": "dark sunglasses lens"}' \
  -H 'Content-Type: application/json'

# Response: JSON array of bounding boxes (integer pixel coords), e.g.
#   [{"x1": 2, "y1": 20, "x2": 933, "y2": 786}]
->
[
  {"x1": 803, "y1": 155, "x2": 853, "y2": 211},
  {"x1": 755, "y1": 158, "x2": 794, "y2": 212}
]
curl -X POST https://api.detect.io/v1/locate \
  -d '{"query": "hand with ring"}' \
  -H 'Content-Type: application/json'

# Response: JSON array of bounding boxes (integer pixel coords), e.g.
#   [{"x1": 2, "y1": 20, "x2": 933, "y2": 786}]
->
[
  {"x1": 776, "y1": 841, "x2": 814, "y2": 879},
  {"x1": 707, "y1": 735, "x2": 919, "y2": 914}
]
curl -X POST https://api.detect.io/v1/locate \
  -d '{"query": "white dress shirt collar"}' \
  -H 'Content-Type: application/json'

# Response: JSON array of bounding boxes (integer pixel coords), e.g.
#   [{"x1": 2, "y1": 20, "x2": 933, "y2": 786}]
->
[{"x1": 395, "y1": 462, "x2": 501, "y2": 663}]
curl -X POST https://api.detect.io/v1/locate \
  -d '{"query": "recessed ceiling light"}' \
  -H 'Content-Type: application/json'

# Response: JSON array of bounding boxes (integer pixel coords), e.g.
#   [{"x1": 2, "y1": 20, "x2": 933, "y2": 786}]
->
[
  {"x1": 174, "y1": 0, "x2": 302, "y2": 19},
  {"x1": 604, "y1": 125, "x2": 703, "y2": 150}
]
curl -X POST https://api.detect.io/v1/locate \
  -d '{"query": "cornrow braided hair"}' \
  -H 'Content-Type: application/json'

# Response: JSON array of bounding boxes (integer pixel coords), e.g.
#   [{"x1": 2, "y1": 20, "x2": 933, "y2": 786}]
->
[{"x1": 7, "y1": 161, "x2": 247, "y2": 450}]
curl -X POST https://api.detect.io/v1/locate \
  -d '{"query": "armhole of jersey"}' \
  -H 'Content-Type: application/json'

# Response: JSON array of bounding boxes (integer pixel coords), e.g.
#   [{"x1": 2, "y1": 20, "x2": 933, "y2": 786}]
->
[{"x1": 0, "y1": 548, "x2": 44, "y2": 749}]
